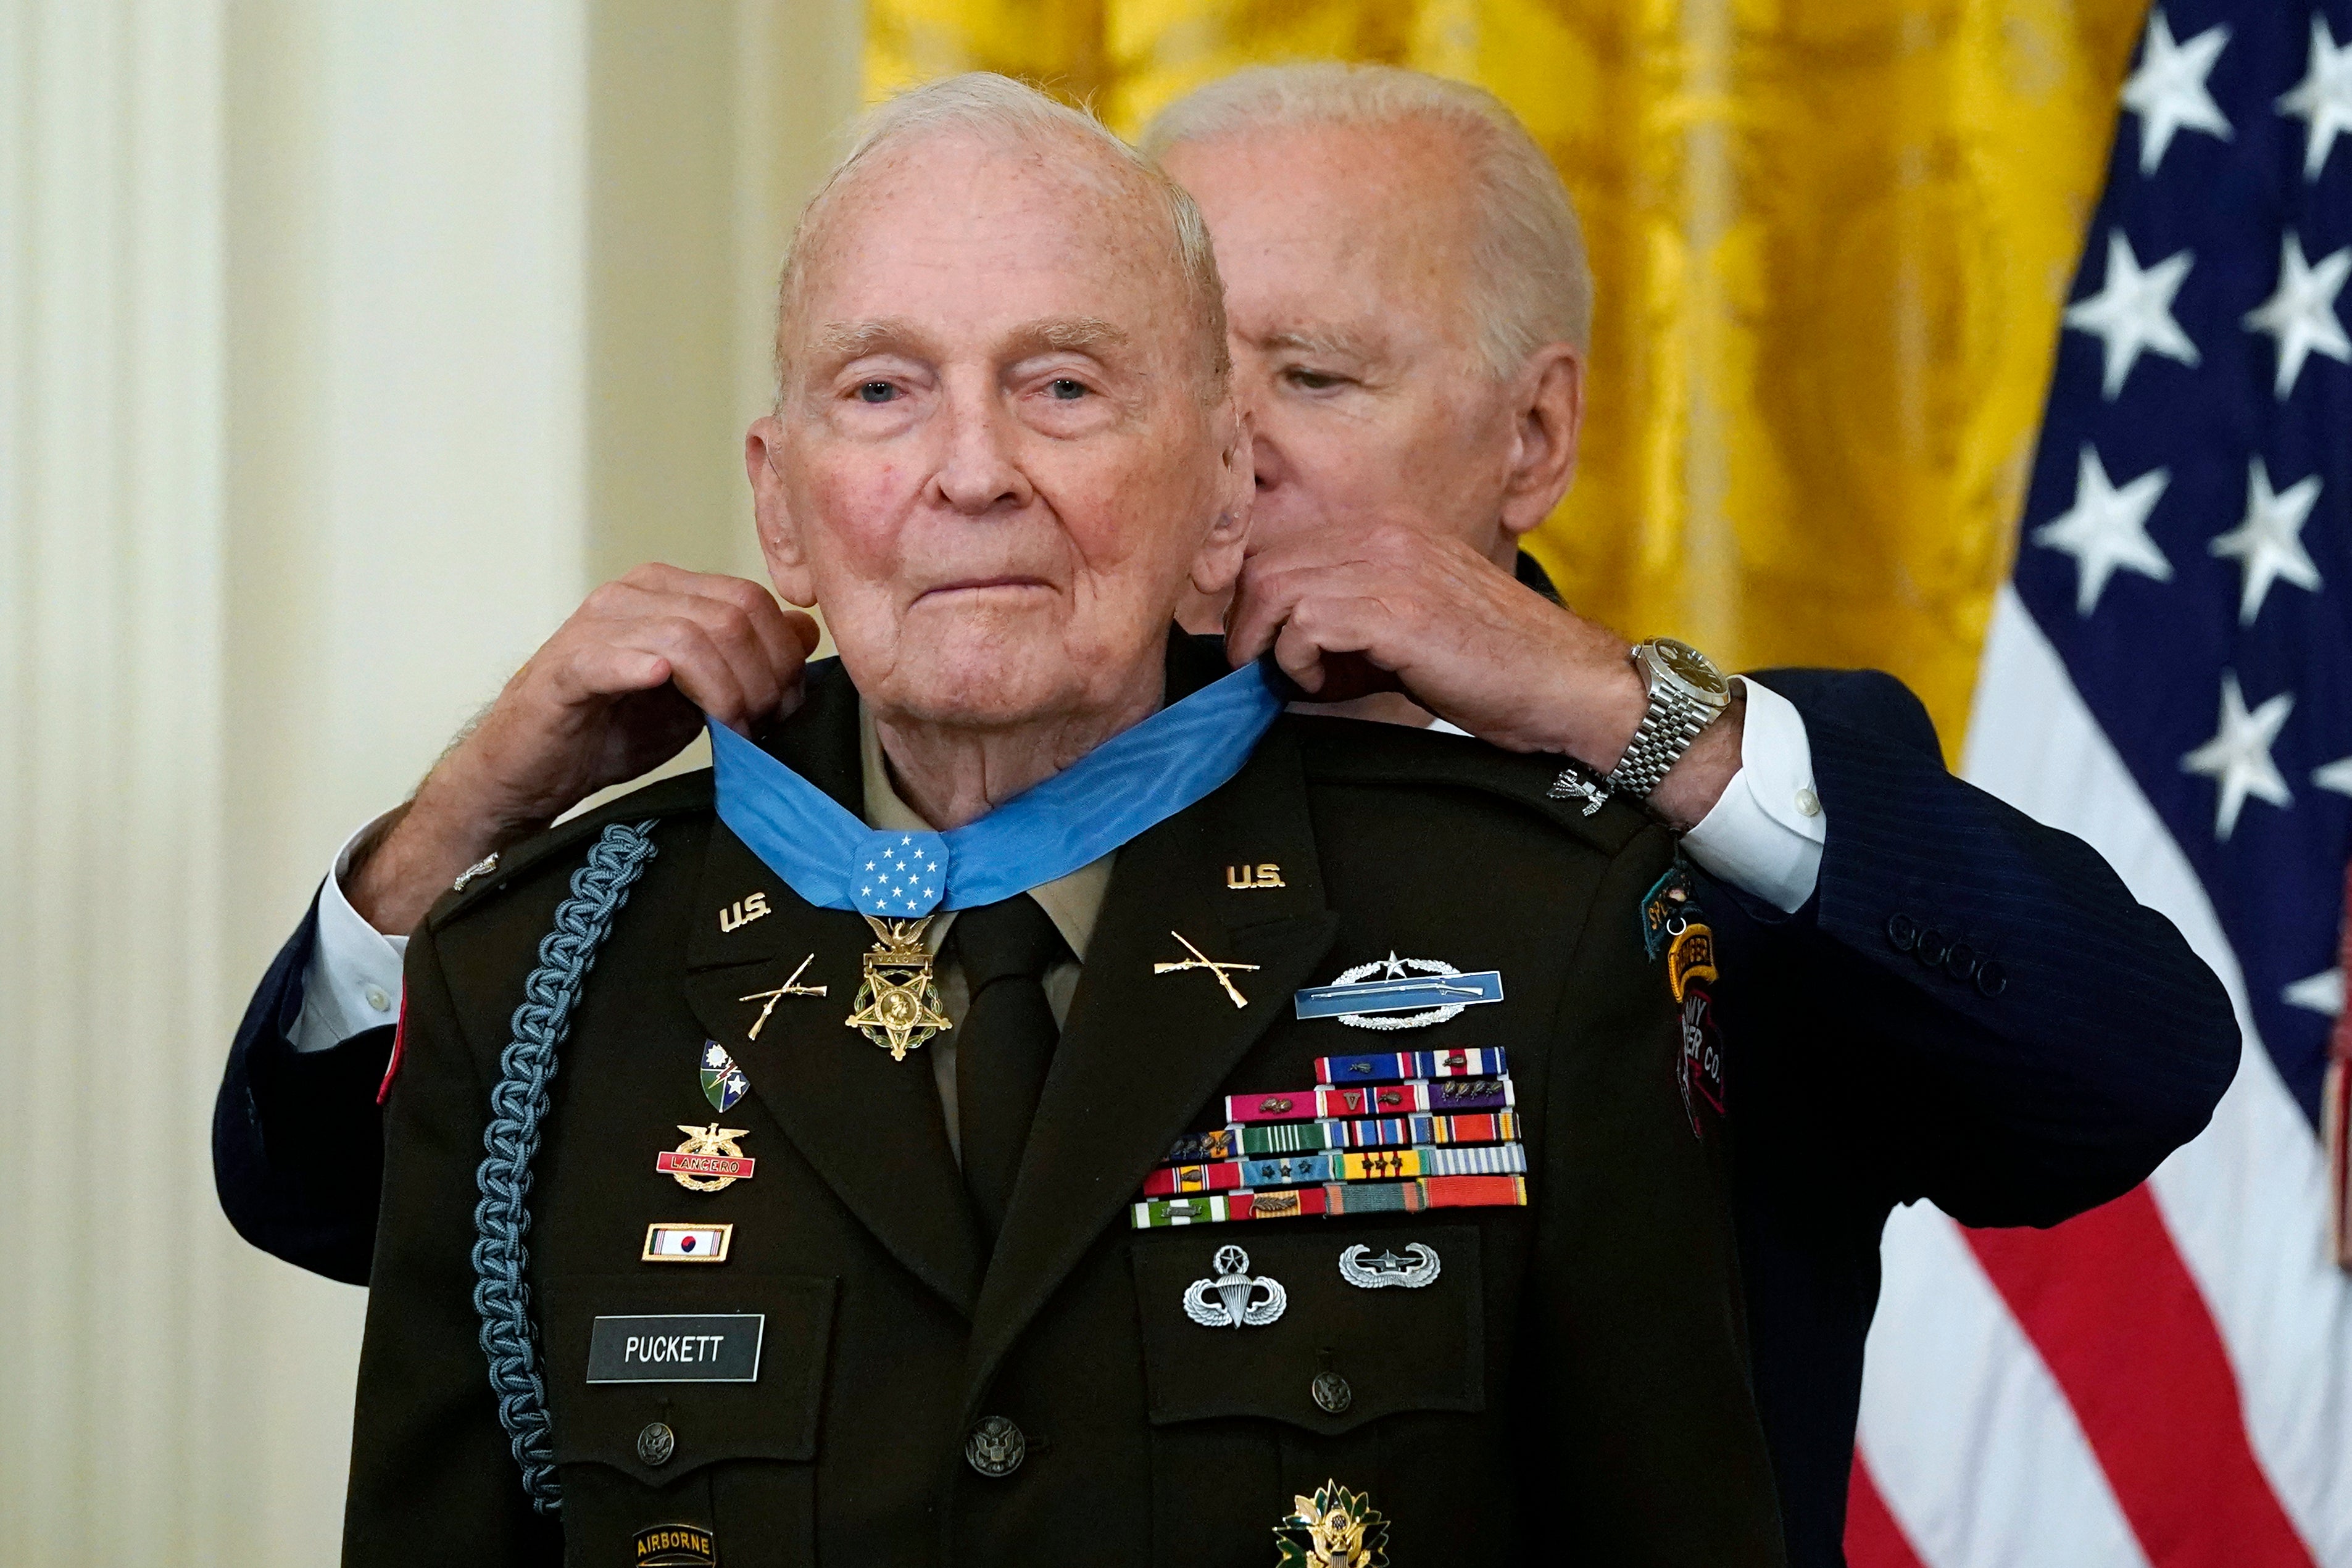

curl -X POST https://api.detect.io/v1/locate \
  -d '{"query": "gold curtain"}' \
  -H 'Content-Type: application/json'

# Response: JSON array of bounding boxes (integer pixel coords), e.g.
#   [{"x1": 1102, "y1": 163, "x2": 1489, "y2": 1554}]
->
[{"x1": 868, "y1": 0, "x2": 2145, "y2": 755}]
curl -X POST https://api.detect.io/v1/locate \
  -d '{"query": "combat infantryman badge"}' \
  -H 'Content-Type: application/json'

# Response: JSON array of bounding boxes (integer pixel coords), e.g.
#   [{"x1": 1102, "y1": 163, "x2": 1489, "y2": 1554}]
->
[
  {"x1": 1276, "y1": 1479, "x2": 1390, "y2": 1568},
  {"x1": 845, "y1": 915, "x2": 951, "y2": 1060},
  {"x1": 1293, "y1": 952, "x2": 1504, "y2": 1030},
  {"x1": 656, "y1": 1124, "x2": 756, "y2": 1192},
  {"x1": 1183, "y1": 1243, "x2": 1289, "y2": 1329}
]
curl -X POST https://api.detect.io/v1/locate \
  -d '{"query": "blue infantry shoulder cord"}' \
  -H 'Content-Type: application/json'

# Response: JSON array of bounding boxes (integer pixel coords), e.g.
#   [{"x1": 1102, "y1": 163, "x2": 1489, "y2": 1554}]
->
[{"x1": 470, "y1": 819, "x2": 660, "y2": 1512}]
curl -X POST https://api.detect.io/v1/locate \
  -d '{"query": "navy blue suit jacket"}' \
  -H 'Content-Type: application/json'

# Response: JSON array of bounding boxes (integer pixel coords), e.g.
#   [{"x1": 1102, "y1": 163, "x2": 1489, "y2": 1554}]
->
[{"x1": 212, "y1": 662, "x2": 2238, "y2": 1566}]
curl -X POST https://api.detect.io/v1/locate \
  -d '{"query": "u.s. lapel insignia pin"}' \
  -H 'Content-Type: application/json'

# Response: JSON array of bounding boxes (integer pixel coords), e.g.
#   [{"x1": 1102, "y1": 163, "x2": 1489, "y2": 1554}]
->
[
  {"x1": 1153, "y1": 930, "x2": 1261, "y2": 1009},
  {"x1": 655, "y1": 1124, "x2": 755, "y2": 1191},
  {"x1": 1276, "y1": 1479, "x2": 1390, "y2": 1567},
  {"x1": 1292, "y1": 952, "x2": 1505, "y2": 1031},
  {"x1": 846, "y1": 915, "x2": 951, "y2": 1060},
  {"x1": 1182, "y1": 1244, "x2": 1287, "y2": 1329},
  {"x1": 738, "y1": 952, "x2": 827, "y2": 1041},
  {"x1": 718, "y1": 890, "x2": 770, "y2": 933}
]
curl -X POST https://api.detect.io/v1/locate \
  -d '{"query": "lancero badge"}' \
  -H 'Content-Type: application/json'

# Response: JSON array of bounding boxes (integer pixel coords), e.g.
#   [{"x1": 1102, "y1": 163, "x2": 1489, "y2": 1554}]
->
[
  {"x1": 633, "y1": 1524, "x2": 718, "y2": 1567},
  {"x1": 657, "y1": 1124, "x2": 755, "y2": 1192}
]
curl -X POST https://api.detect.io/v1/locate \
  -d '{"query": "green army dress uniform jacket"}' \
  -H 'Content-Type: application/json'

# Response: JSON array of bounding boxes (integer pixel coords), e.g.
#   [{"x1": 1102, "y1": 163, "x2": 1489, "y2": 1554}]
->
[{"x1": 343, "y1": 638, "x2": 1787, "y2": 1568}]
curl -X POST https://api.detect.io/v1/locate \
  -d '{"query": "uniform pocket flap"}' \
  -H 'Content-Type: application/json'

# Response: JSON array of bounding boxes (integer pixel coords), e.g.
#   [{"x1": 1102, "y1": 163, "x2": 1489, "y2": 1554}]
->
[
  {"x1": 539, "y1": 1272, "x2": 837, "y2": 1484},
  {"x1": 1131, "y1": 1226, "x2": 1482, "y2": 1435}
]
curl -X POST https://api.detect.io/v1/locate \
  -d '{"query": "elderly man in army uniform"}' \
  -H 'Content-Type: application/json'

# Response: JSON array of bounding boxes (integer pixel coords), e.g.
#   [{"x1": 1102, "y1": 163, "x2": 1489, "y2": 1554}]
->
[{"x1": 341, "y1": 75, "x2": 1784, "y2": 1567}]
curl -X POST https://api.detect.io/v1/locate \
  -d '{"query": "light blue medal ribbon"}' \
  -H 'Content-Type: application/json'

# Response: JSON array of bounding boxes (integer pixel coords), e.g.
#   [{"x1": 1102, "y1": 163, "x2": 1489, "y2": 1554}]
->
[{"x1": 709, "y1": 660, "x2": 1284, "y2": 913}]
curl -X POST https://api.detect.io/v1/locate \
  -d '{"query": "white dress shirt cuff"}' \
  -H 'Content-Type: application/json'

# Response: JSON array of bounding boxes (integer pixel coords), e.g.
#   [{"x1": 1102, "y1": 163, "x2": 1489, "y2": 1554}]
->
[
  {"x1": 289, "y1": 810, "x2": 412, "y2": 1054},
  {"x1": 1677, "y1": 676, "x2": 1826, "y2": 915}
]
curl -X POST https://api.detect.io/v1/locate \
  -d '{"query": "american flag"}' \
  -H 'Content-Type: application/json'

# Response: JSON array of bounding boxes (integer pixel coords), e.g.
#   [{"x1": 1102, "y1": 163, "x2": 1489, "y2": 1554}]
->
[{"x1": 1847, "y1": 5, "x2": 2352, "y2": 1566}]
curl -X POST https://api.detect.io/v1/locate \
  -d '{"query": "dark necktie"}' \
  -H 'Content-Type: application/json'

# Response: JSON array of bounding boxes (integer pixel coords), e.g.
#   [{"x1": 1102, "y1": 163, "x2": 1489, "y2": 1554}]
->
[{"x1": 954, "y1": 894, "x2": 1068, "y2": 1239}]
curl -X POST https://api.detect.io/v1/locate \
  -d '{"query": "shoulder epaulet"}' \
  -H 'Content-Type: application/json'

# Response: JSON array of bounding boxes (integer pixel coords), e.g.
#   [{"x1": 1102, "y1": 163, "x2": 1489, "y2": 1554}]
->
[
  {"x1": 1282, "y1": 713, "x2": 1656, "y2": 857},
  {"x1": 426, "y1": 768, "x2": 717, "y2": 932}
]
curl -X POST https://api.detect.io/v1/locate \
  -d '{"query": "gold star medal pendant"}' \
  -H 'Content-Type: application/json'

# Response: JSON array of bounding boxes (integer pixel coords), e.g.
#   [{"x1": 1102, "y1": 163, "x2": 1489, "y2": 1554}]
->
[
  {"x1": 846, "y1": 913, "x2": 952, "y2": 1060},
  {"x1": 704, "y1": 665, "x2": 1292, "y2": 1063},
  {"x1": 842, "y1": 834, "x2": 952, "y2": 1060}
]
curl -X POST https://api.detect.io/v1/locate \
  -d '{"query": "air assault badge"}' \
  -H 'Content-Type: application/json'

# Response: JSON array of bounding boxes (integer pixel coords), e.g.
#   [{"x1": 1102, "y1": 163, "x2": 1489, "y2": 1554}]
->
[
  {"x1": 1276, "y1": 1479, "x2": 1390, "y2": 1568},
  {"x1": 845, "y1": 915, "x2": 951, "y2": 1060}
]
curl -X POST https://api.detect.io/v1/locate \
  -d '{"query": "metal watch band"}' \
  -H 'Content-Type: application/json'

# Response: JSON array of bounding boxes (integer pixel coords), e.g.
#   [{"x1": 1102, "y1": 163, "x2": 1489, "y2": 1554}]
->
[{"x1": 1607, "y1": 684, "x2": 1713, "y2": 802}]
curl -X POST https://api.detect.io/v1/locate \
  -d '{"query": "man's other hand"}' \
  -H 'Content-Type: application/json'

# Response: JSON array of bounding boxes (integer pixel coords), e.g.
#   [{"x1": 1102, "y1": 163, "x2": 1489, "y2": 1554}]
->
[
  {"x1": 347, "y1": 565, "x2": 820, "y2": 935},
  {"x1": 1223, "y1": 525, "x2": 1741, "y2": 831}
]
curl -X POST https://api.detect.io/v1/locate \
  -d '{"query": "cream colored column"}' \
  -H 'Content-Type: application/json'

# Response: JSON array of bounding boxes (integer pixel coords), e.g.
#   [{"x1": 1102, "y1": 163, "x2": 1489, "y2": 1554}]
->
[
  {"x1": 215, "y1": 7, "x2": 594, "y2": 1565},
  {"x1": 0, "y1": 5, "x2": 230, "y2": 1564},
  {"x1": 4, "y1": 1, "x2": 862, "y2": 1559},
  {"x1": 4, "y1": 1, "x2": 593, "y2": 1561}
]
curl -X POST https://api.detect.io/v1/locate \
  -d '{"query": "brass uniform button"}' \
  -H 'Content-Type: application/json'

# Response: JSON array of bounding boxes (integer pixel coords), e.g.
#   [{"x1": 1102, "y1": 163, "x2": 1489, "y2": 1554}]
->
[
  {"x1": 1311, "y1": 1371, "x2": 1353, "y2": 1415},
  {"x1": 636, "y1": 1421, "x2": 676, "y2": 1467},
  {"x1": 965, "y1": 1416, "x2": 1026, "y2": 1477}
]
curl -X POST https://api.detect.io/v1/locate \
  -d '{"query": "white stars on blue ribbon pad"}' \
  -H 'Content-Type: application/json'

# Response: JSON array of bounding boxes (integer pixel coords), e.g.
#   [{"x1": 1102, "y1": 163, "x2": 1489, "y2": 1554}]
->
[{"x1": 852, "y1": 829, "x2": 949, "y2": 917}]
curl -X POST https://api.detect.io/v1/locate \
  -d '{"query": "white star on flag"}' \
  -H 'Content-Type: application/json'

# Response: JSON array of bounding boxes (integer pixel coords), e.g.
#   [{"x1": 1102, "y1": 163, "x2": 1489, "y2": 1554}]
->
[
  {"x1": 2180, "y1": 670, "x2": 2295, "y2": 840},
  {"x1": 2065, "y1": 230, "x2": 2200, "y2": 397},
  {"x1": 2277, "y1": 14, "x2": 2352, "y2": 183},
  {"x1": 2208, "y1": 457, "x2": 2323, "y2": 624},
  {"x1": 2032, "y1": 445, "x2": 2174, "y2": 615},
  {"x1": 2242, "y1": 231, "x2": 2352, "y2": 400},
  {"x1": 2283, "y1": 968, "x2": 2344, "y2": 1018},
  {"x1": 2122, "y1": 11, "x2": 2234, "y2": 176},
  {"x1": 2313, "y1": 756, "x2": 2352, "y2": 796}
]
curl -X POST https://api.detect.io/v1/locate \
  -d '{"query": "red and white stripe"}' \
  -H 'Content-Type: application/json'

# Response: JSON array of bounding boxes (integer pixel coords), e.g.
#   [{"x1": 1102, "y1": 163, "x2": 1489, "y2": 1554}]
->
[{"x1": 1850, "y1": 587, "x2": 2352, "y2": 1568}]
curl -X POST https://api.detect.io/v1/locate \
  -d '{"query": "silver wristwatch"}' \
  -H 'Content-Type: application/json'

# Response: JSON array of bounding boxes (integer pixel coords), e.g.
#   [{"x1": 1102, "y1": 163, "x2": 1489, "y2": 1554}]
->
[{"x1": 1606, "y1": 638, "x2": 1734, "y2": 802}]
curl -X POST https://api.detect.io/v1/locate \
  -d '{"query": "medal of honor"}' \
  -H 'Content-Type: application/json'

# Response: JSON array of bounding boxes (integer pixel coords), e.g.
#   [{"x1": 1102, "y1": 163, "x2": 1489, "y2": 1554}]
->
[
  {"x1": 709, "y1": 662, "x2": 1286, "y2": 1063},
  {"x1": 845, "y1": 915, "x2": 952, "y2": 1060}
]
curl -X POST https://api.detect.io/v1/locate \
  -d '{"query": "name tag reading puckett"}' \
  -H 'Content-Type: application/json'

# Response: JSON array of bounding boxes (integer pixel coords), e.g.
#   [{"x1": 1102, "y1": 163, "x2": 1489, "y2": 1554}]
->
[{"x1": 586, "y1": 1313, "x2": 765, "y2": 1384}]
